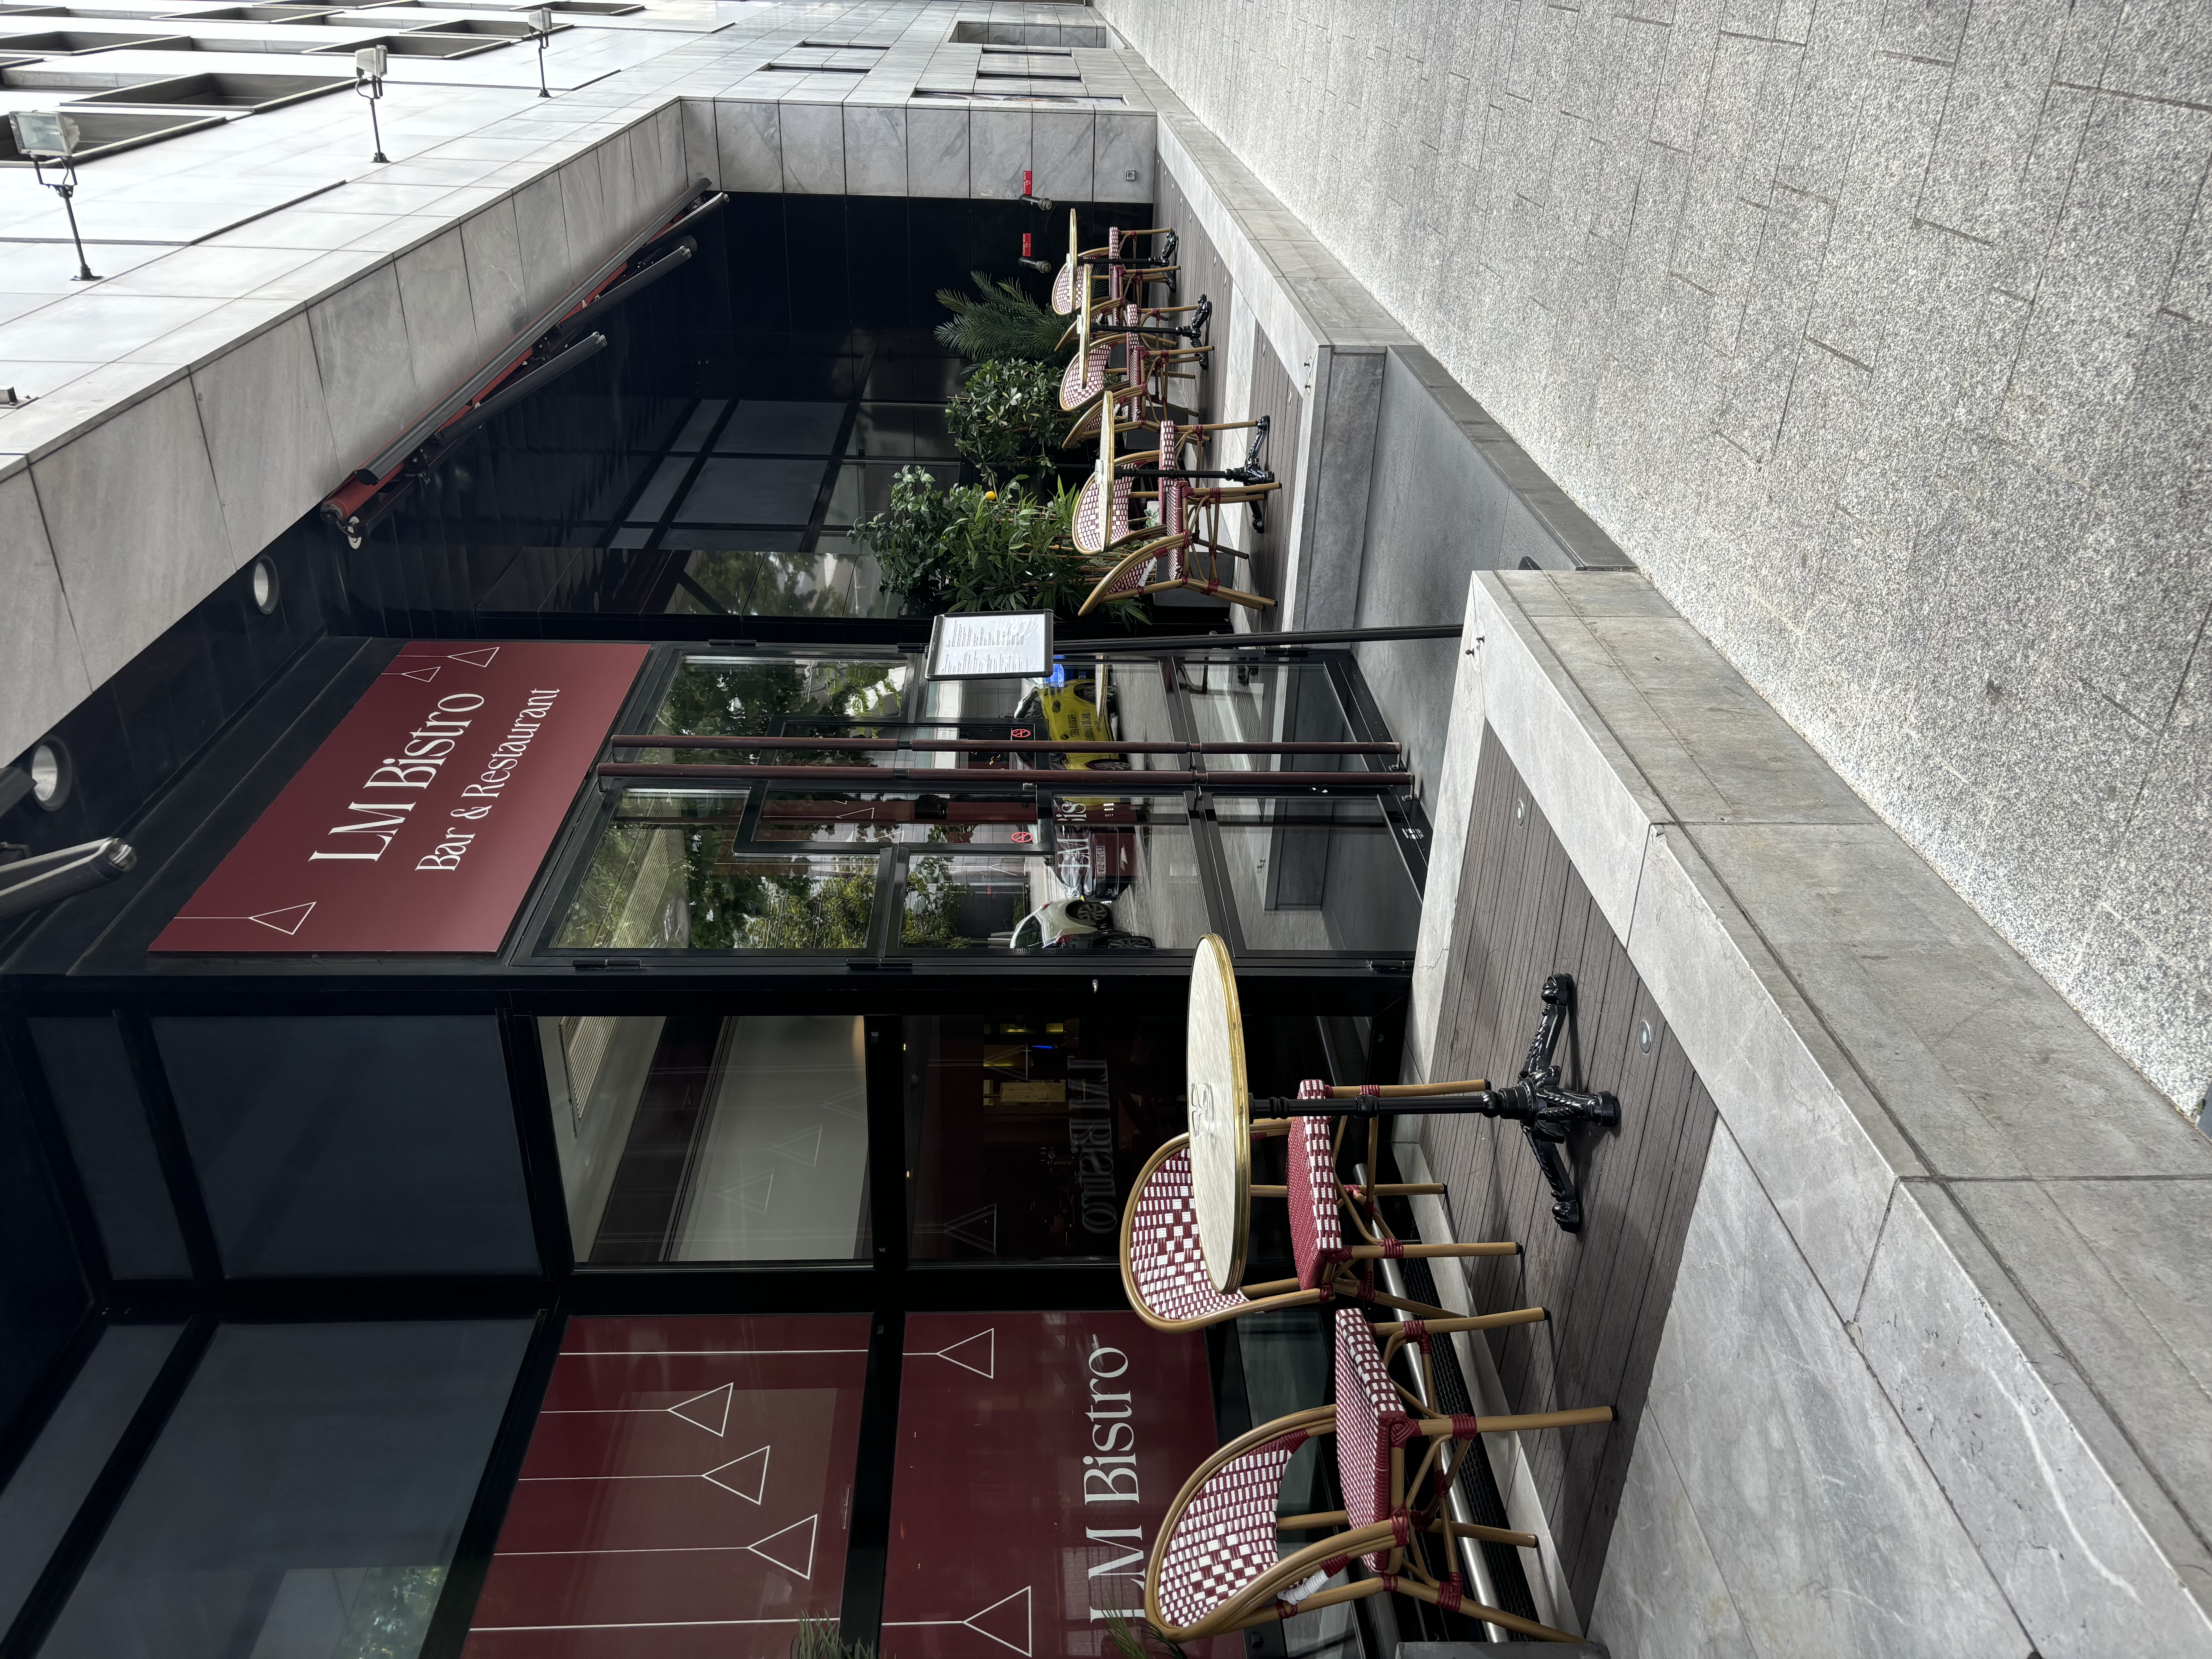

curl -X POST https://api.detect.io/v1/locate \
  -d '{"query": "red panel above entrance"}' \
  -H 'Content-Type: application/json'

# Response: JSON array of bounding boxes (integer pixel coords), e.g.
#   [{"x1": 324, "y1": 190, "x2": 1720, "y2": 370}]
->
[{"x1": 151, "y1": 641, "x2": 647, "y2": 954}]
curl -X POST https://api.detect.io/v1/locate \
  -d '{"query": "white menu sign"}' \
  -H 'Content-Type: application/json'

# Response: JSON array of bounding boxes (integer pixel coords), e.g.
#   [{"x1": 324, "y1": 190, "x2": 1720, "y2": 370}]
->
[{"x1": 924, "y1": 610, "x2": 1056, "y2": 680}]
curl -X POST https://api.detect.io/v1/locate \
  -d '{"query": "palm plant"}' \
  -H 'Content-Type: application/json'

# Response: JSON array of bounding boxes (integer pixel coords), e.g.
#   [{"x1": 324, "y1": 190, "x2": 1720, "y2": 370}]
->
[{"x1": 935, "y1": 270, "x2": 1068, "y2": 363}]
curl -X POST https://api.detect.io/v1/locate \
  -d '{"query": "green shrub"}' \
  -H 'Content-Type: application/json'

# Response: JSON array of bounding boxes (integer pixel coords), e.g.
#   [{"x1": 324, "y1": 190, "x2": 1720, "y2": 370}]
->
[
  {"x1": 947, "y1": 357, "x2": 1070, "y2": 487},
  {"x1": 855, "y1": 465, "x2": 1134, "y2": 620}
]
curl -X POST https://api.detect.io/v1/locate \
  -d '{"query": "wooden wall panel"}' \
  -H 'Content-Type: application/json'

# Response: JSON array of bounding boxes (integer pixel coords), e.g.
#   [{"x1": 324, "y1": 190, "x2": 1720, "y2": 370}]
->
[{"x1": 1420, "y1": 724, "x2": 1717, "y2": 1619}]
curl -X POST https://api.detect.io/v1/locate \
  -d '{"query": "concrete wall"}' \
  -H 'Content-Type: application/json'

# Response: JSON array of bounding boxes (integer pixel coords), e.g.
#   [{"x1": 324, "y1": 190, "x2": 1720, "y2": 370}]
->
[
  {"x1": 1095, "y1": 0, "x2": 2212, "y2": 1123},
  {"x1": 1409, "y1": 569, "x2": 2212, "y2": 1658}
]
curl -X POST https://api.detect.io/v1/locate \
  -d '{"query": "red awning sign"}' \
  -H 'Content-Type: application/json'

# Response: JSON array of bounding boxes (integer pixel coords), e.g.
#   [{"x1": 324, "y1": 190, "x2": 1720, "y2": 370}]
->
[{"x1": 152, "y1": 641, "x2": 648, "y2": 954}]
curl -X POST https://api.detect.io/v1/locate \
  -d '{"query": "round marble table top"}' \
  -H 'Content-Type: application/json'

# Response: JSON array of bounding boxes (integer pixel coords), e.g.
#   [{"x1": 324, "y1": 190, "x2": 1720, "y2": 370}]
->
[{"x1": 1186, "y1": 933, "x2": 1251, "y2": 1292}]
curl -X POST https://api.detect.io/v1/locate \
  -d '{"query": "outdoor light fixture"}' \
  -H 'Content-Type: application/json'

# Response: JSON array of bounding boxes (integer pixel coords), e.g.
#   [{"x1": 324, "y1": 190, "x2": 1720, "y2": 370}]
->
[
  {"x1": 1018, "y1": 228, "x2": 1049, "y2": 274},
  {"x1": 8, "y1": 112, "x2": 99, "y2": 283},
  {"x1": 249, "y1": 556, "x2": 281, "y2": 615},
  {"x1": 1019, "y1": 168, "x2": 1051, "y2": 212},
  {"x1": 28, "y1": 740, "x2": 70, "y2": 812},
  {"x1": 354, "y1": 43, "x2": 389, "y2": 164},
  {"x1": 529, "y1": 4, "x2": 551, "y2": 97}
]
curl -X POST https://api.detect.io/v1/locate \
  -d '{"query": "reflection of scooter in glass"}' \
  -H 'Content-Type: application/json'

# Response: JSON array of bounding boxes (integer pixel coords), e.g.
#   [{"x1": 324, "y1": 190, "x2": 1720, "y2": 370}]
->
[{"x1": 998, "y1": 898, "x2": 1153, "y2": 951}]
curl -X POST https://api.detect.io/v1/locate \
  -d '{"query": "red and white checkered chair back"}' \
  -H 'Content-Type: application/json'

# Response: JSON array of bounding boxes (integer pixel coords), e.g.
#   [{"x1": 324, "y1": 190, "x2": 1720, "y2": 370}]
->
[
  {"x1": 1154, "y1": 1427, "x2": 1310, "y2": 1631},
  {"x1": 1052, "y1": 257, "x2": 1076, "y2": 315},
  {"x1": 1334, "y1": 1307, "x2": 1418, "y2": 1569},
  {"x1": 1286, "y1": 1108, "x2": 1345, "y2": 1290},
  {"x1": 1074, "y1": 472, "x2": 1107, "y2": 555},
  {"x1": 1061, "y1": 345, "x2": 1109, "y2": 411},
  {"x1": 1125, "y1": 1139, "x2": 1251, "y2": 1328}
]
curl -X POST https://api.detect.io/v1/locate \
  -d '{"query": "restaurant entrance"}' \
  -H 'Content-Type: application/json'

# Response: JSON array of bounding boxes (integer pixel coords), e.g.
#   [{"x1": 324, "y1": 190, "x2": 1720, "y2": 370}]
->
[{"x1": 0, "y1": 624, "x2": 1455, "y2": 1659}]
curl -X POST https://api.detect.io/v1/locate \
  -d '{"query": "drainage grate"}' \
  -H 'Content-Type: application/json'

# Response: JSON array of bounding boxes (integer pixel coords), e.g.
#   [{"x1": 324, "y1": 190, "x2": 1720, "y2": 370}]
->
[{"x1": 1395, "y1": 1257, "x2": 1546, "y2": 1632}]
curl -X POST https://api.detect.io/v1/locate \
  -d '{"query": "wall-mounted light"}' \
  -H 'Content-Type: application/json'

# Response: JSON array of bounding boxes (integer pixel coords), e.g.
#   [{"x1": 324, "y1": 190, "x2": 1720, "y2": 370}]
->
[
  {"x1": 250, "y1": 556, "x2": 281, "y2": 615},
  {"x1": 8, "y1": 112, "x2": 98, "y2": 283},
  {"x1": 29, "y1": 740, "x2": 70, "y2": 812}
]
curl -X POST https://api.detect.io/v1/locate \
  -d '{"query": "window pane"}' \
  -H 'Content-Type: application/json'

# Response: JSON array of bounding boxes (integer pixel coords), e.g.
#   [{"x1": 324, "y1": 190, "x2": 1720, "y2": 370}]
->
[
  {"x1": 545, "y1": 1016, "x2": 870, "y2": 1264},
  {"x1": 1030, "y1": 802, "x2": 1207, "y2": 952},
  {"x1": 1214, "y1": 797, "x2": 1421, "y2": 953},
  {"x1": 155, "y1": 1017, "x2": 537, "y2": 1277},
  {"x1": 29, "y1": 1018, "x2": 190, "y2": 1279},
  {"x1": 900, "y1": 854, "x2": 1036, "y2": 949},
  {"x1": 0, "y1": 1324, "x2": 182, "y2": 1634},
  {"x1": 467, "y1": 1316, "x2": 868, "y2": 1647},
  {"x1": 39, "y1": 1321, "x2": 527, "y2": 1659},
  {"x1": 651, "y1": 656, "x2": 909, "y2": 749},
  {"x1": 1181, "y1": 654, "x2": 1361, "y2": 773},
  {"x1": 905, "y1": 1013, "x2": 1184, "y2": 1260}
]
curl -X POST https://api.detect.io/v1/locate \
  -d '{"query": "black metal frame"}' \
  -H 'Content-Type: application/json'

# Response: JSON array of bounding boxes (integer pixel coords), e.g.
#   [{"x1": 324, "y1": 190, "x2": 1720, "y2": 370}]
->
[{"x1": 0, "y1": 627, "x2": 1449, "y2": 1656}]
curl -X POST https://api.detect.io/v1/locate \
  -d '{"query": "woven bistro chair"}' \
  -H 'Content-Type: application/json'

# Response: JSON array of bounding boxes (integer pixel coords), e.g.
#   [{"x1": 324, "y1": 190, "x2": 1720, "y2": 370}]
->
[
  {"x1": 1144, "y1": 1308, "x2": 1611, "y2": 1644},
  {"x1": 1078, "y1": 419, "x2": 1279, "y2": 615},
  {"x1": 1119, "y1": 1131, "x2": 1530, "y2": 1333}
]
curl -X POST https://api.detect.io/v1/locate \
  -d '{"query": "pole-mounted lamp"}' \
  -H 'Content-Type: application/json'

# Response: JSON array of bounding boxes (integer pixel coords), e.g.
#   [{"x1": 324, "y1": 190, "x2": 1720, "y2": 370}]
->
[
  {"x1": 8, "y1": 112, "x2": 98, "y2": 283},
  {"x1": 354, "y1": 43, "x2": 389, "y2": 164},
  {"x1": 529, "y1": 5, "x2": 552, "y2": 97}
]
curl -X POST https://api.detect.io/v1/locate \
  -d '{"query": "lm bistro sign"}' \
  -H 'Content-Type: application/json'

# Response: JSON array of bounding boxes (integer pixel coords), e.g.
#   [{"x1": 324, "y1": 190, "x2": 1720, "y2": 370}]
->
[{"x1": 153, "y1": 642, "x2": 647, "y2": 954}]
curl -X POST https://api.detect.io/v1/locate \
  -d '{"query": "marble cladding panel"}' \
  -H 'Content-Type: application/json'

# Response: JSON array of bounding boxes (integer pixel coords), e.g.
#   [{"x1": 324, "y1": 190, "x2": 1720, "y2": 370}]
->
[
  {"x1": 1645, "y1": 1124, "x2": 2030, "y2": 1659},
  {"x1": 394, "y1": 228, "x2": 481, "y2": 409},
  {"x1": 969, "y1": 105, "x2": 1031, "y2": 199},
  {"x1": 558, "y1": 146, "x2": 616, "y2": 278},
  {"x1": 31, "y1": 379, "x2": 234, "y2": 690},
  {"x1": 0, "y1": 468, "x2": 93, "y2": 753},
  {"x1": 680, "y1": 96, "x2": 719, "y2": 190},
  {"x1": 304, "y1": 263, "x2": 424, "y2": 473},
  {"x1": 779, "y1": 100, "x2": 846, "y2": 194},
  {"x1": 189, "y1": 315, "x2": 340, "y2": 568},
  {"x1": 842, "y1": 102, "x2": 907, "y2": 196},
  {"x1": 459, "y1": 200, "x2": 531, "y2": 350},
  {"x1": 1627, "y1": 820, "x2": 1914, "y2": 1313},
  {"x1": 1685, "y1": 820, "x2": 2212, "y2": 1183},
  {"x1": 1854, "y1": 1182, "x2": 2212, "y2": 1656},
  {"x1": 716, "y1": 98, "x2": 783, "y2": 194},
  {"x1": 1029, "y1": 109, "x2": 1093, "y2": 202},
  {"x1": 1094, "y1": 110, "x2": 1155, "y2": 202},
  {"x1": 1525, "y1": 611, "x2": 1879, "y2": 826},
  {"x1": 1472, "y1": 575, "x2": 1666, "y2": 941},
  {"x1": 508, "y1": 172, "x2": 575, "y2": 316},
  {"x1": 1586, "y1": 1415, "x2": 1756, "y2": 1659},
  {"x1": 906, "y1": 102, "x2": 969, "y2": 197}
]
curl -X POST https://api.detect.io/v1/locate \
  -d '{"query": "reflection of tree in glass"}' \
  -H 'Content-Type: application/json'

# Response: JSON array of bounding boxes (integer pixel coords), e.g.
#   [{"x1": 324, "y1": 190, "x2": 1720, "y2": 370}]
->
[
  {"x1": 901, "y1": 855, "x2": 968, "y2": 948},
  {"x1": 740, "y1": 866, "x2": 875, "y2": 950},
  {"x1": 670, "y1": 550, "x2": 867, "y2": 618},
  {"x1": 332, "y1": 1564, "x2": 445, "y2": 1659},
  {"x1": 642, "y1": 658, "x2": 908, "y2": 950}
]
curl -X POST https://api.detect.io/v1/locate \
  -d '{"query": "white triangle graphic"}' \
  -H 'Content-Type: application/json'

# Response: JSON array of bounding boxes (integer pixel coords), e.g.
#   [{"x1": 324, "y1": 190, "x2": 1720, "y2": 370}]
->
[
  {"x1": 939, "y1": 1203, "x2": 997, "y2": 1254},
  {"x1": 249, "y1": 902, "x2": 315, "y2": 936},
  {"x1": 965, "y1": 1586, "x2": 1034, "y2": 1656},
  {"x1": 668, "y1": 1382, "x2": 731, "y2": 1436},
  {"x1": 936, "y1": 1328, "x2": 996, "y2": 1379},
  {"x1": 746, "y1": 1513, "x2": 817, "y2": 1578},
  {"x1": 388, "y1": 665, "x2": 440, "y2": 682},
  {"x1": 704, "y1": 1444, "x2": 770, "y2": 1503},
  {"x1": 446, "y1": 646, "x2": 500, "y2": 666},
  {"x1": 767, "y1": 1125, "x2": 823, "y2": 1167},
  {"x1": 723, "y1": 1171, "x2": 774, "y2": 1214}
]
